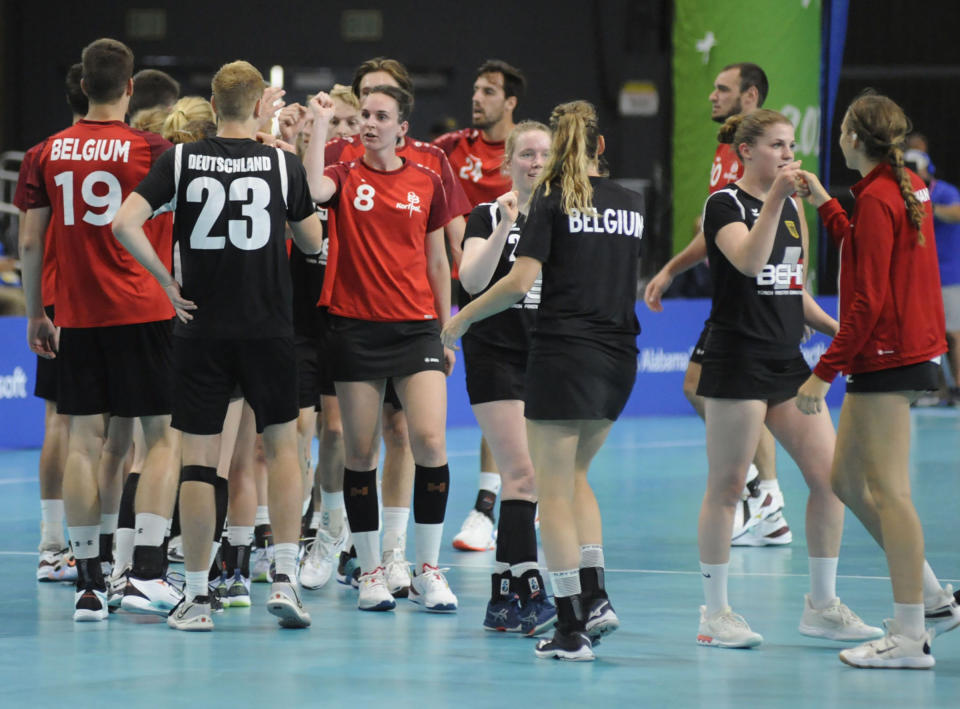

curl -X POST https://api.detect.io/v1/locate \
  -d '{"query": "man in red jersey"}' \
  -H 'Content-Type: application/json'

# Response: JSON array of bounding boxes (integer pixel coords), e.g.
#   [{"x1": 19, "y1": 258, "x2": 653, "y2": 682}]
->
[
  {"x1": 20, "y1": 38, "x2": 181, "y2": 622},
  {"x1": 434, "y1": 59, "x2": 526, "y2": 553},
  {"x1": 643, "y1": 63, "x2": 791, "y2": 546}
]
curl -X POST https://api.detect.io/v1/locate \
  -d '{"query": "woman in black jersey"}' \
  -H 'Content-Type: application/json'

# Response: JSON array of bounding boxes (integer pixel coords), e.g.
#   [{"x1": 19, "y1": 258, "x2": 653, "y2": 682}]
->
[
  {"x1": 458, "y1": 121, "x2": 556, "y2": 635},
  {"x1": 694, "y1": 110, "x2": 880, "y2": 649},
  {"x1": 443, "y1": 101, "x2": 641, "y2": 661}
]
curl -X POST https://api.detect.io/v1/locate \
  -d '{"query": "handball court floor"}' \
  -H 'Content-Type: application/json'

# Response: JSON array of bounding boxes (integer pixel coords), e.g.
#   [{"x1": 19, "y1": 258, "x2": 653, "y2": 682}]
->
[{"x1": 0, "y1": 411, "x2": 958, "y2": 708}]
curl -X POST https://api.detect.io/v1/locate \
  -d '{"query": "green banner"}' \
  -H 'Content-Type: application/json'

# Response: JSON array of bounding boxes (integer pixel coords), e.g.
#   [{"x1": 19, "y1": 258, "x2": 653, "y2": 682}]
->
[{"x1": 672, "y1": 0, "x2": 822, "y2": 282}]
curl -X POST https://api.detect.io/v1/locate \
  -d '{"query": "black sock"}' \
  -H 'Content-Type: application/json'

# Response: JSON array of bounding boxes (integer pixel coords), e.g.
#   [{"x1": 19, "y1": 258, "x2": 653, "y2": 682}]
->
[
  {"x1": 579, "y1": 567, "x2": 607, "y2": 600},
  {"x1": 343, "y1": 468, "x2": 379, "y2": 532},
  {"x1": 555, "y1": 594, "x2": 586, "y2": 634},
  {"x1": 490, "y1": 570, "x2": 512, "y2": 603},
  {"x1": 474, "y1": 489, "x2": 496, "y2": 521},
  {"x1": 515, "y1": 568, "x2": 548, "y2": 604},
  {"x1": 208, "y1": 545, "x2": 223, "y2": 583},
  {"x1": 254, "y1": 523, "x2": 273, "y2": 549},
  {"x1": 213, "y1": 476, "x2": 228, "y2": 542},
  {"x1": 222, "y1": 537, "x2": 236, "y2": 576},
  {"x1": 117, "y1": 472, "x2": 140, "y2": 531},
  {"x1": 413, "y1": 464, "x2": 449, "y2": 524},
  {"x1": 132, "y1": 545, "x2": 165, "y2": 580},
  {"x1": 170, "y1": 483, "x2": 181, "y2": 538},
  {"x1": 76, "y1": 557, "x2": 105, "y2": 591},
  {"x1": 234, "y1": 543, "x2": 251, "y2": 578},
  {"x1": 99, "y1": 534, "x2": 114, "y2": 565},
  {"x1": 499, "y1": 499, "x2": 536, "y2": 565}
]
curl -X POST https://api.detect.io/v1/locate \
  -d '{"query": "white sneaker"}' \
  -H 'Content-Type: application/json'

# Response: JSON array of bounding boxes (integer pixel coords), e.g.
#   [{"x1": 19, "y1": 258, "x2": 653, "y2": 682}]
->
[
  {"x1": 798, "y1": 594, "x2": 884, "y2": 641},
  {"x1": 252, "y1": 546, "x2": 274, "y2": 583},
  {"x1": 697, "y1": 605, "x2": 763, "y2": 648},
  {"x1": 107, "y1": 562, "x2": 131, "y2": 610},
  {"x1": 382, "y1": 548, "x2": 412, "y2": 598},
  {"x1": 167, "y1": 535, "x2": 184, "y2": 563},
  {"x1": 358, "y1": 567, "x2": 396, "y2": 611},
  {"x1": 839, "y1": 619, "x2": 934, "y2": 669},
  {"x1": 120, "y1": 574, "x2": 183, "y2": 615},
  {"x1": 266, "y1": 573, "x2": 311, "y2": 628},
  {"x1": 37, "y1": 547, "x2": 77, "y2": 582},
  {"x1": 300, "y1": 529, "x2": 343, "y2": 590},
  {"x1": 73, "y1": 586, "x2": 108, "y2": 622},
  {"x1": 167, "y1": 596, "x2": 213, "y2": 631},
  {"x1": 732, "y1": 509, "x2": 792, "y2": 546},
  {"x1": 924, "y1": 584, "x2": 960, "y2": 635},
  {"x1": 409, "y1": 564, "x2": 458, "y2": 612},
  {"x1": 452, "y1": 510, "x2": 495, "y2": 552}
]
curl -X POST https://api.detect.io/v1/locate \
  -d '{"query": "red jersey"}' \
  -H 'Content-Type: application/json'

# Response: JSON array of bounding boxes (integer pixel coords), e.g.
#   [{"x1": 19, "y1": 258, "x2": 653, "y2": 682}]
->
[
  {"x1": 14, "y1": 143, "x2": 56, "y2": 307},
  {"x1": 433, "y1": 128, "x2": 511, "y2": 209},
  {"x1": 325, "y1": 135, "x2": 471, "y2": 219},
  {"x1": 320, "y1": 159, "x2": 451, "y2": 321},
  {"x1": 708, "y1": 143, "x2": 742, "y2": 194},
  {"x1": 23, "y1": 120, "x2": 174, "y2": 327},
  {"x1": 813, "y1": 163, "x2": 947, "y2": 382}
]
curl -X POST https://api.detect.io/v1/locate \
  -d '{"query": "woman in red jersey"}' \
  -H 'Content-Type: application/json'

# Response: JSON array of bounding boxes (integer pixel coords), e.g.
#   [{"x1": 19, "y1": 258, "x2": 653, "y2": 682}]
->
[
  {"x1": 796, "y1": 92, "x2": 960, "y2": 669},
  {"x1": 304, "y1": 85, "x2": 458, "y2": 614}
]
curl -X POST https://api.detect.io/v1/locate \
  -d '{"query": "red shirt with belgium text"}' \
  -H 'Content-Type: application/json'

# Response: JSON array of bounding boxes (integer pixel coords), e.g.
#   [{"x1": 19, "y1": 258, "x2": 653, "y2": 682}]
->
[
  {"x1": 22, "y1": 119, "x2": 174, "y2": 327},
  {"x1": 320, "y1": 159, "x2": 452, "y2": 321},
  {"x1": 433, "y1": 128, "x2": 511, "y2": 210}
]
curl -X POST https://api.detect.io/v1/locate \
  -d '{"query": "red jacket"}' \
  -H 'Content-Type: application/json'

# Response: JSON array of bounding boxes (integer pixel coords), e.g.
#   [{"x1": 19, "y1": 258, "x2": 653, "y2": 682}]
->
[{"x1": 814, "y1": 163, "x2": 946, "y2": 382}]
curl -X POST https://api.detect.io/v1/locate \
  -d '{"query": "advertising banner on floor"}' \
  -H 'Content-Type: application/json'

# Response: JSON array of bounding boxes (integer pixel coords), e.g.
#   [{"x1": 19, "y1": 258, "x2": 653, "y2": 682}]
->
[{"x1": 672, "y1": 0, "x2": 823, "y2": 277}]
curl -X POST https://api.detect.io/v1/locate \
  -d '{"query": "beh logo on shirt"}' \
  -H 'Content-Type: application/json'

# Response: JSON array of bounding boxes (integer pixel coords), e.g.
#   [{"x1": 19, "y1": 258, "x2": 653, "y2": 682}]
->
[{"x1": 396, "y1": 191, "x2": 422, "y2": 216}]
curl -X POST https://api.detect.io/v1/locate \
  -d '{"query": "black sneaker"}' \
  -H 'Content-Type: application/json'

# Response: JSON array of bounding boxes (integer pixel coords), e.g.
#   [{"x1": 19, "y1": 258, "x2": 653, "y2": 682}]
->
[
  {"x1": 336, "y1": 547, "x2": 360, "y2": 589},
  {"x1": 534, "y1": 628, "x2": 595, "y2": 661},
  {"x1": 584, "y1": 595, "x2": 620, "y2": 641}
]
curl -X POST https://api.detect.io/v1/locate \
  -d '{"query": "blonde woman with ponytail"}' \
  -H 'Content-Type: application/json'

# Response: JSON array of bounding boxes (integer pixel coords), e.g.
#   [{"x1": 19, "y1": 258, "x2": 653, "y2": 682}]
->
[
  {"x1": 694, "y1": 109, "x2": 881, "y2": 651},
  {"x1": 443, "y1": 101, "x2": 644, "y2": 661},
  {"x1": 796, "y1": 92, "x2": 960, "y2": 669}
]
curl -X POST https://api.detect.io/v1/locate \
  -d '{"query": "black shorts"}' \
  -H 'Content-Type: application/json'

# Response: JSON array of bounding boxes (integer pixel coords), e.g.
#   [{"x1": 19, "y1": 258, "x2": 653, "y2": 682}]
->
[
  {"x1": 845, "y1": 360, "x2": 940, "y2": 394},
  {"x1": 383, "y1": 378, "x2": 403, "y2": 411},
  {"x1": 327, "y1": 316, "x2": 443, "y2": 382},
  {"x1": 689, "y1": 323, "x2": 710, "y2": 365},
  {"x1": 57, "y1": 320, "x2": 173, "y2": 417},
  {"x1": 697, "y1": 353, "x2": 810, "y2": 404},
  {"x1": 172, "y1": 336, "x2": 298, "y2": 435},
  {"x1": 463, "y1": 338, "x2": 527, "y2": 405},
  {"x1": 525, "y1": 338, "x2": 636, "y2": 421},
  {"x1": 34, "y1": 305, "x2": 58, "y2": 402},
  {"x1": 295, "y1": 335, "x2": 325, "y2": 410}
]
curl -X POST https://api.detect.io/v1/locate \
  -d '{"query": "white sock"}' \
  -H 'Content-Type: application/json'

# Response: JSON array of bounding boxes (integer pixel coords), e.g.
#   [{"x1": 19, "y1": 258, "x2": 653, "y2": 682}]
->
[
  {"x1": 757, "y1": 479, "x2": 781, "y2": 494},
  {"x1": 115, "y1": 528, "x2": 135, "y2": 569},
  {"x1": 301, "y1": 494, "x2": 312, "y2": 517},
  {"x1": 352, "y1": 530, "x2": 381, "y2": 574},
  {"x1": 274, "y1": 542, "x2": 299, "y2": 579},
  {"x1": 493, "y1": 561, "x2": 510, "y2": 574},
  {"x1": 40, "y1": 499, "x2": 65, "y2": 548},
  {"x1": 922, "y1": 560, "x2": 945, "y2": 606},
  {"x1": 580, "y1": 544, "x2": 604, "y2": 569},
  {"x1": 382, "y1": 507, "x2": 409, "y2": 552},
  {"x1": 208, "y1": 540, "x2": 221, "y2": 570},
  {"x1": 511, "y1": 561, "x2": 538, "y2": 578},
  {"x1": 185, "y1": 570, "x2": 207, "y2": 601},
  {"x1": 808, "y1": 557, "x2": 839, "y2": 608},
  {"x1": 255, "y1": 505, "x2": 270, "y2": 526},
  {"x1": 100, "y1": 513, "x2": 119, "y2": 536},
  {"x1": 321, "y1": 490, "x2": 345, "y2": 537},
  {"x1": 478, "y1": 471, "x2": 501, "y2": 495},
  {"x1": 894, "y1": 602, "x2": 926, "y2": 640},
  {"x1": 700, "y1": 561, "x2": 729, "y2": 616},
  {"x1": 165, "y1": 517, "x2": 173, "y2": 537},
  {"x1": 134, "y1": 513, "x2": 167, "y2": 548},
  {"x1": 549, "y1": 569, "x2": 581, "y2": 598},
  {"x1": 68, "y1": 525, "x2": 100, "y2": 560},
  {"x1": 310, "y1": 511, "x2": 321, "y2": 530},
  {"x1": 228, "y1": 525, "x2": 254, "y2": 547},
  {"x1": 414, "y1": 522, "x2": 443, "y2": 570}
]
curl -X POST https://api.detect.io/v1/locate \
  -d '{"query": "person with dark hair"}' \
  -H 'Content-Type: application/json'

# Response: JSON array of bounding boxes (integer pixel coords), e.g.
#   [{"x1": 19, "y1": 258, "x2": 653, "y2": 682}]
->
[
  {"x1": 443, "y1": 100, "x2": 643, "y2": 661},
  {"x1": 19, "y1": 37, "x2": 180, "y2": 622},
  {"x1": 113, "y1": 60, "x2": 327, "y2": 631},
  {"x1": 129, "y1": 68, "x2": 180, "y2": 116},
  {"x1": 796, "y1": 93, "x2": 960, "y2": 669},
  {"x1": 282, "y1": 59, "x2": 470, "y2": 599},
  {"x1": 65, "y1": 63, "x2": 88, "y2": 117},
  {"x1": 304, "y1": 85, "x2": 459, "y2": 614},
  {"x1": 645, "y1": 63, "x2": 789, "y2": 546},
  {"x1": 692, "y1": 109, "x2": 879, "y2": 650},
  {"x1": 434, "y1": 58, "x2": 528, "y2": 555}
]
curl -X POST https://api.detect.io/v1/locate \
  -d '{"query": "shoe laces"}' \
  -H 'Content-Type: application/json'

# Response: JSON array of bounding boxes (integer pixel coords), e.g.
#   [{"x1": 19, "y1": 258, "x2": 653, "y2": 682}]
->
[
  {"x1": 828, "y1": 600, "x2": 866, "y2": 626},
  {"x1": 360, "y1": 567, "x2": 387, "y2": 588},
  {"x1": 463, "y1": 509, "x2": 491, "y2": 531},
  {"x1": 418, "y1": 564, "x2": 451, "y2": 587},
  {"x1": 305, "y1": 530, "x2": 336, "y2": 563},
  {"x1": 712, "y1": 608, "x2": 752, "y2": 632}
]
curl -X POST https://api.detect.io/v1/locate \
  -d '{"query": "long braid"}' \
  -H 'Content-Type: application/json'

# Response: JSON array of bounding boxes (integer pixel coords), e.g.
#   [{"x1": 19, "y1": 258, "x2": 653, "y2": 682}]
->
[
  {"x1": 534, "y1": 101, "x2": 599, "y2": 216},
  {"x1": 888, "y1": 144, "x2": 926, "y2": 242}
]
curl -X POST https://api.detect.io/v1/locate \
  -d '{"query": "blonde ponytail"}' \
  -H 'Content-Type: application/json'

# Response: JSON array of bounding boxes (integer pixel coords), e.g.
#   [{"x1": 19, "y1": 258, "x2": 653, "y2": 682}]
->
[{"x1": 534, "y1": 100, "x2": 600, "y2": 216}]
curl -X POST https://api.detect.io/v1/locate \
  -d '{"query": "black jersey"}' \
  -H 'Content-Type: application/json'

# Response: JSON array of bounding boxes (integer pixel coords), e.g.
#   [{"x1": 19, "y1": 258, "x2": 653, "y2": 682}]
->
[
  {"x1": 289, "y1": 204, "x2": 328, "y2": 337},
  {"x1": 461, "y1": 202, "x2": 540, "y2": 351},
  {"x1": 702, "y1": 185, "x2": 804, "y2": 358},
  {"x1": 135, "y1": 137, "x2": 315, "y2": 339},
  {"x1": 515, "y1": 177, "x2": 644, "y2": 353}
]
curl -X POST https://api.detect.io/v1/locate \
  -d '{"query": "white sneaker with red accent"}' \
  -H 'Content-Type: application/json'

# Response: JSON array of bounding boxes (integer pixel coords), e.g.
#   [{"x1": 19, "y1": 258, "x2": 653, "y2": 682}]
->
[
  {"x1": 452, "y1": 510, "x2": 495, "y2": 551},
  {"x1": 409, "y1": 564, "x2": 458, "y2": 612}
]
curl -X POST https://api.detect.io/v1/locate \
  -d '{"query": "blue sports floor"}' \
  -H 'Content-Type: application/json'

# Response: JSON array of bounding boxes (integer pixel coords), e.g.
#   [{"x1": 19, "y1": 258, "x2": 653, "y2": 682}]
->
[{"x1": 0, "y1": 411, "x2": 958, "y2": 708}]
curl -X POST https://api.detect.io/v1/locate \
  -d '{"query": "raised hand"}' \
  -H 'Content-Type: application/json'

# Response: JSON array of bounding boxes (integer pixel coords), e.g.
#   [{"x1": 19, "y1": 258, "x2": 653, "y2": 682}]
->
[
  {"x1": 308, "y1": 91, "x2": 336, "y2": 125},
  {"x1": 795, "y1": 170, "x2": 831, "y2": 207},
  {"x1": 495, "y1": 189, "x2": 520, "y2": 224},
  {"x1": 257, "y1": 86, "x2": 286, "y2": 133},
  {"x1": 277, "y1": 102, "x2": 309, "y2": 143}
]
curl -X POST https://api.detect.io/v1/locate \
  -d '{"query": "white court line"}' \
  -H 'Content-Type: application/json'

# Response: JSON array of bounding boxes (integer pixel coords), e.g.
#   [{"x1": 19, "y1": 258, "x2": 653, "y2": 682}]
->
[
  {"x1": 0, "y1": 477, "x2": 38, "y2": 485},
  {"x1": 447, "y1": 437, "x2": 704, "y2": 458}
]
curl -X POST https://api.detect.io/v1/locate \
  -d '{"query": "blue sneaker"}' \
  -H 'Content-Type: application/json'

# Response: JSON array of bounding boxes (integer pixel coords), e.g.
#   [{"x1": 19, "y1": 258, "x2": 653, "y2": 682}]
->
[
  {"x1": 484, "y1": 597, "x2": 522, "y2": 632},
  {"x1": 519, "y1": 594, "x2": 557, "y2": 636}
]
